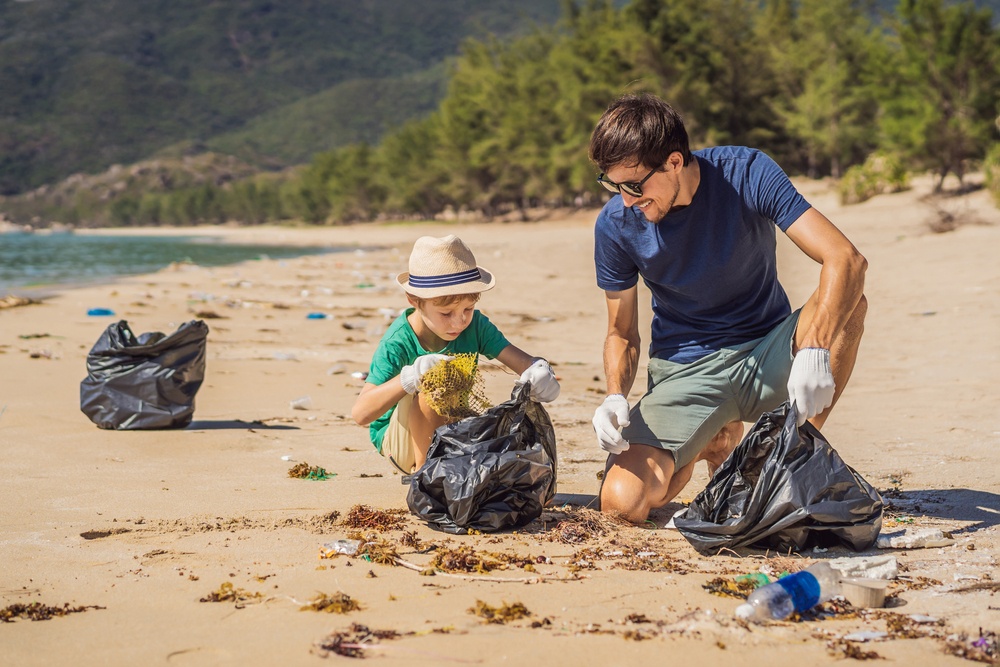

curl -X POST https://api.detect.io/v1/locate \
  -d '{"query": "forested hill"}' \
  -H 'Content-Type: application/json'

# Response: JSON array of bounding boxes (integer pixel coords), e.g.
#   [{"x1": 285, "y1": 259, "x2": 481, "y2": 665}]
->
[{"x1": 0, "y1": 0, "x2": 571, "y2": 194}]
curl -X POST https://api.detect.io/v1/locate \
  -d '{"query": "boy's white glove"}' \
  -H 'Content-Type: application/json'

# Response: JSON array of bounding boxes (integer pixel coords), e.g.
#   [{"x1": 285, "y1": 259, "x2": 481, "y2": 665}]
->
[
  {"x1": 786, "y1": 347, "x2": 835, "y2": 426},
  {"x1": 399, "y1": 354, "x2": 453, "y2": 394},
  {"x1": 592, "y1": 394, "x2": 631, "y2": 455},
  {"x1": 519, "y1": 359, "x2": 560, "y2": 402}
]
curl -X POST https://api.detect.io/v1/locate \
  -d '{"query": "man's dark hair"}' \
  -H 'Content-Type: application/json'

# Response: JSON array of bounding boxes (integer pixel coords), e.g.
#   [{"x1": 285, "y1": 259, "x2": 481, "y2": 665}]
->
[{"x1": 589, "y1": 93, "x2": 693, "y2": 172}]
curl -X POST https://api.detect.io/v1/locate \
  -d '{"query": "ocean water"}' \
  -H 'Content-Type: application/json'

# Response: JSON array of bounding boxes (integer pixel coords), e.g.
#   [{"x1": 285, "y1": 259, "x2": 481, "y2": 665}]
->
[{"x1": 0, "y1": 232, "x2": 337, "y2": 294}]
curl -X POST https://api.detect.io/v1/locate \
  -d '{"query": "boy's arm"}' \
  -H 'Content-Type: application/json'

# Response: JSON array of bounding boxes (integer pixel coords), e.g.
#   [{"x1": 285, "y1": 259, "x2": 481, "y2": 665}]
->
[
  {"x1": 495, "y1": 344, "x2": 538, "y2": 375},
  {"x1": 351, "y1": 380, "x2": 407, "y2": 427}
]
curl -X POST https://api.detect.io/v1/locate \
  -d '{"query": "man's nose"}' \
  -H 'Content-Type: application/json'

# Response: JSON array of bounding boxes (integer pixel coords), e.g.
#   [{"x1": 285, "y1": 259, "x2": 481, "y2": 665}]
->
[{"x1": 620, "y1": 191, "x2": 640, "y2": 207}]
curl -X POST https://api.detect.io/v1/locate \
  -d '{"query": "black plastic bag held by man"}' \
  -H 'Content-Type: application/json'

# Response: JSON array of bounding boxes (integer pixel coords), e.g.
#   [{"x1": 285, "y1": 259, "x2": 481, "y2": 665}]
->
[
  {"x1": 406, "y1": 382, "x2": 557, "y2": 534},
  {"x1": 673, "y1": 401, "x2": 882, "y2": 554},
  {"x1": 80, "y1": 320, "x2": 208, "y2": 430}
]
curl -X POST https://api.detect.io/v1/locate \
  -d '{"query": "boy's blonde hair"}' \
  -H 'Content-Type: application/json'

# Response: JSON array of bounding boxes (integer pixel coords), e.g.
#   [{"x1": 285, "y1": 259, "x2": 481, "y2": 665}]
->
[{"x1": 409, "y1": 292, "x2": 482, "y2": 309}]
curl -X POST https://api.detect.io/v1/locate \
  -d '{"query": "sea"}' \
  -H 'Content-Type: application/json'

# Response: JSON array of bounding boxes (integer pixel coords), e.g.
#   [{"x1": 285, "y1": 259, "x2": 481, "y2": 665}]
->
[{"x1": 0, "y1": 231, "x2": 338, "y2": 295}]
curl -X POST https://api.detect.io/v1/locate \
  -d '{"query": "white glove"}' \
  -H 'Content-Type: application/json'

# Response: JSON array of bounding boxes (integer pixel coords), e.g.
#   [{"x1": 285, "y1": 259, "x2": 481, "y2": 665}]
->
[
  {"x1": 592, "y1": 394, "x2": 631, "y2": 455},
  {"x1": 786, "y1": 347, "x2": 835, "y2": 426},
  {"x1": 399, "y1": 354, "x2": 453, "y2": 394},
  {"x1": 519, "y1": 359, "x2": 560, "y2": 402}
]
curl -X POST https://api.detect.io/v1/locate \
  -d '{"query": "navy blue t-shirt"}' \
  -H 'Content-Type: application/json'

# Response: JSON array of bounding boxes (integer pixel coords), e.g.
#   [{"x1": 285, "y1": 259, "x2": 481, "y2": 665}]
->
[{"x1": 594, "y1": 146, "x2": 811, "y2": 363}]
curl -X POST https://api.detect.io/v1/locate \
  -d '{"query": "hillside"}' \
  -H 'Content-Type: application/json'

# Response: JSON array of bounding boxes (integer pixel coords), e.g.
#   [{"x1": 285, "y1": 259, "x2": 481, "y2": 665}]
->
[{"x1": 0, "y1": 0, "x2": 568, "y2": 194}]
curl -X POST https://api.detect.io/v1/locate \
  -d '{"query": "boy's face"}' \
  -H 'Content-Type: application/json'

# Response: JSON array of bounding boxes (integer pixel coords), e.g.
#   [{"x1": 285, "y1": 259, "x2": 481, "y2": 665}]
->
[{"x1": 413, "y1": 295, "x2": 478, "y2": 341}]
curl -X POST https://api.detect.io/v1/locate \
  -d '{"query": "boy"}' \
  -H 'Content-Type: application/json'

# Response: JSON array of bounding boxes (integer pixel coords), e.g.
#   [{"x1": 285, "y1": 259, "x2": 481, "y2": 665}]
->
[{"x1": 351, "y1": 235, "x2": 560, "y2": 474}]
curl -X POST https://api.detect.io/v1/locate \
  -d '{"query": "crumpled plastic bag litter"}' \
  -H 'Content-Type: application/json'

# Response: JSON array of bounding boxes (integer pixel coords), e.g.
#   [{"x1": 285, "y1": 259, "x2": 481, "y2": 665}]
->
[
  {"x1": 674, "y1": 401, "x2": 882, "y2": 554},
  {"x1": 406, "y1": 382, "x2": 557, "y2": 534},
  {"x1": 80, "y1": 319, "x2": 209, "y2": 430}
]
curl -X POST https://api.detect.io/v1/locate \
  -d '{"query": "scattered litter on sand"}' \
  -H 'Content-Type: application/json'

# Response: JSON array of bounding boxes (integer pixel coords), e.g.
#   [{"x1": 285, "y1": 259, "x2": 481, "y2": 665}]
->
[
  {"x1": 877, "y1": 528, "x2": 955, "y2": 549},
  {"x1": 0, "y1": 295, "x2": 40, "y2": 310}
]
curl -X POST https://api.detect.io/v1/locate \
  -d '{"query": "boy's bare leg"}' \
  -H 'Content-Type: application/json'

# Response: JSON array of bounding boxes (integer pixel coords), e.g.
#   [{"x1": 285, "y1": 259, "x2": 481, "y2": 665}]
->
[
  {"x1": 794, "y1": 294, "x2": 867, "y2": 430},
  {"x1": 601, "y1": 420, "x2": 743, "y2": 523},
  {"x1": 408, "y1": 393, "x2": 448, "y2": 469}
]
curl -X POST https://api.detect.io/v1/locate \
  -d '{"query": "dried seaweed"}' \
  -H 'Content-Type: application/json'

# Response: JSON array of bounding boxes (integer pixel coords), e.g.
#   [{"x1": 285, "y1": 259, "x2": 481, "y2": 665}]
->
[
  {"x1": 703, "y1": 576, "x2": 758, "y2": 599},
  {"x1": 198, "y1": 582, "x2": 263, "y2": 607},
  {"x1": 313, "y1": 623, "x2": 401, "y2": 658},
  {"x1": 288, "y1": 462, "x2": 336, "y2": 480},
  {"x1": 0, "y1": 602, "x2": 104, "y2": 622},
  {"x1": 943, "y1": 629, "x2": 999, "y2": 664},
  {"x1": 301, "y1": 592, "x2": 361, "y2": 614},
  {"x1": 468, "y1": 600, "x2": 531, "y2": 624},
  {"x1": 547, "y1": 508, "x2": 630, "y2": 544},
  {"x1": 341, "y1": 505, "x2": 407, "y2": 532},
  {"x1": 826, "y1": 639, "x2": 883, "y2": 660},
  {"x1": 430, "y1": 546, "x2": 500, "y2": 573},
  {"x1": 361, "y1": 539, "x2": 400, "y2": 565}
]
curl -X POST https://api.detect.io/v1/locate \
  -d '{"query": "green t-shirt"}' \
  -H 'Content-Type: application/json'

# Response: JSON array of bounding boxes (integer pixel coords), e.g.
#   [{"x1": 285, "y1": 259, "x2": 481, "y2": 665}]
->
[{"x1": 366, "y1": 308, "x2": 510, "y2": 450}]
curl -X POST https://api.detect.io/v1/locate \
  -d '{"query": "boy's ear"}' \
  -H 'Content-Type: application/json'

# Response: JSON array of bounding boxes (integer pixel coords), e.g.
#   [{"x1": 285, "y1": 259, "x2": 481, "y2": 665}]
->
[{"x1": 405, "y1": 294, "x2": 421, "y2": 308}]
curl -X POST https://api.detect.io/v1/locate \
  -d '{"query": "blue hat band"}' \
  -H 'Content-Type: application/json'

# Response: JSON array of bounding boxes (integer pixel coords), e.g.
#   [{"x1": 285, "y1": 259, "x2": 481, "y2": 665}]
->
[{"x1": 408, "y1": 268, "x2": 481, "y2": 288}]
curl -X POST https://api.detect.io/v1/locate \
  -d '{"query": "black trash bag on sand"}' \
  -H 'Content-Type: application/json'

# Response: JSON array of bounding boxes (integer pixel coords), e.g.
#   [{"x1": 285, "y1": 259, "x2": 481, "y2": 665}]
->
[
  {"x1": 674, "y1": 402, "x2": 882, "y2": 554},
  {"x1": 80, "y1": 320, "x2": 209, "y2": 430},
  {"x1": 406, "y1": 383, "x2": 557, "y2": 535}
]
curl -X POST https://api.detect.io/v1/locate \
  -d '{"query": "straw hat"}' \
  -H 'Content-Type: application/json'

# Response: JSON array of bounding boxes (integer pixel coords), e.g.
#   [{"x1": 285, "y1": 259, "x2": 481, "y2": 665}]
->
[{"x1": 397, "y1": 235, "x2": 495, "y2": 298}]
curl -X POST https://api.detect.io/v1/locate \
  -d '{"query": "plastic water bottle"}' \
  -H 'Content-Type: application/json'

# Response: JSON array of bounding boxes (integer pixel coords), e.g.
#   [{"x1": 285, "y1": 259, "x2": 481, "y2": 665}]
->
[{"x1": 735, "y1": 562, "x2": 840, "y2": 622}]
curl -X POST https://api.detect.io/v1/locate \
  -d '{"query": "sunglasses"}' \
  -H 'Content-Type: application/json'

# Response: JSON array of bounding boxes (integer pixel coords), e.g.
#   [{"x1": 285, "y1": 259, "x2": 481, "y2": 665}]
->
[{"x1": 596, "y1": 166, "x2": 658, "y2": 198}]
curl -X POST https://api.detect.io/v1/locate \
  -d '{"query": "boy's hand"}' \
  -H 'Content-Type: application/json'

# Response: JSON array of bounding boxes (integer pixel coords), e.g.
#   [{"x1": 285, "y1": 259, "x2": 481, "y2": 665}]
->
[
  {"x1": 593, "y1": 394, "x2": 630, "y2": 455},
  {"x1": 519, "y1": 359, "x2": 560, "y2": 402},
  {"x1": 786, "y1": 347, "x2": 835, "y2": 425},
  {"x1": 400, "y1": 354, "x2": 453, "y2": 394}
]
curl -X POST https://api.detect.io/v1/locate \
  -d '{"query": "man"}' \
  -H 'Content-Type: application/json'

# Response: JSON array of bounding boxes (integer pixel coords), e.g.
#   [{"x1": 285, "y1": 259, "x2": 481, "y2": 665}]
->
[{"x1": 589, "y1": 93, "x2": 867, "y2": 523}]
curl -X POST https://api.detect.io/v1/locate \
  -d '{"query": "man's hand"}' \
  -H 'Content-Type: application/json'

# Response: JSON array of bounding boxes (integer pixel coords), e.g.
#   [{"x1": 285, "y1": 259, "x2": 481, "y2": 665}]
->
[
  {"x1": 519, "y1": 359, "x2": 560, "y2": 402},
  {"x1": 593, "y1": 394, "x2": 631, "y2": 455},
  {"x1": 399, "y1": 354, "x2": 453, "y2": 394},
  {"x1": 787, "y1": 347, "x2": 835, "y2": 426}
]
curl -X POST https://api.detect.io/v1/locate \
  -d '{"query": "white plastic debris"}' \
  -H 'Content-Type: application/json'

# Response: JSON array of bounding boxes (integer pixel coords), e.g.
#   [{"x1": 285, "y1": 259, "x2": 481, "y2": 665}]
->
[
  {"x1": 843, "y1": 631, "x2": 888, "y2": 643},
  {"x1": 876, "y1": 528, "x2": 955, "y2": 549},
  {"x1": 290, "y1": 396, "x2": 313, "y2": 410},
  {"x1": 828, "y1": 555, "x2": 899, "y2": 580}
]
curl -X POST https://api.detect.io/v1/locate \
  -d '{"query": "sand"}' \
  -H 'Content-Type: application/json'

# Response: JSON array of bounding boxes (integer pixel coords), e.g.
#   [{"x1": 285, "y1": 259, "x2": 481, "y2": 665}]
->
[{"x1": 1, "y1": 176, "x2": 999, "y2": 666}]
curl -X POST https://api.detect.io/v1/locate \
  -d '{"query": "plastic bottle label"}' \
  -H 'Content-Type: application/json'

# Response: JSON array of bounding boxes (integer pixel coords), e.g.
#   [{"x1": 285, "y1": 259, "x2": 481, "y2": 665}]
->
[{"x1": 776, "y1": 570, "x2": 821, "y2": 611}]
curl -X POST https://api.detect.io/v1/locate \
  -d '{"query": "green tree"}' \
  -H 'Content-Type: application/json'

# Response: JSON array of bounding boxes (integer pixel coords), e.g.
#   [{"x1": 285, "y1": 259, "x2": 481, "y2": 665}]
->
[
  {"x1": 880, "y1": 0, "x2": 1000, "y2": 189},
  {"x1": 771, "y1": 0, "x2": 881, "y2": 178},
  {"x1": 627, "y1": 0, "x2": 780, "y2": 149}
]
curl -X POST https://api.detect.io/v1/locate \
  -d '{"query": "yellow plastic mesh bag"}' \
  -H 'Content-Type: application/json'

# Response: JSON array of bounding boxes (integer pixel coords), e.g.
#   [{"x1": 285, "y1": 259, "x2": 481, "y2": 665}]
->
[{"x1": 419, "y1": 353, "x2": 491, "y2": 422}]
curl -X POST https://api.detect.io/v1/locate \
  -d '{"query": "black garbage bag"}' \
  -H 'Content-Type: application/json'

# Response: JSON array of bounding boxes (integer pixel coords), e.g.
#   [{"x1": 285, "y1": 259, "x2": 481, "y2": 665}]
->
[
  {"x1": 80, "y1": 320, "x2": 209, "y2": 430},
  {"x1": 673, "y1": 402, "x2": 882, "y2": 554},
  {"x1": 406, "y1": 382, "x2": 557, "y2": 534}
]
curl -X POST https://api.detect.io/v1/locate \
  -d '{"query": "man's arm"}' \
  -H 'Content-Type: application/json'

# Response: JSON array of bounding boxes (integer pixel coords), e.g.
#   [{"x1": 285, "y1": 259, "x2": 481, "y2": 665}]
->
[
  {"x1": 784, "y1": 207, "x2": 867, "y2": 350},
  {"x1": 603, "y1": 286, "x2": 642, "y2": 395}
]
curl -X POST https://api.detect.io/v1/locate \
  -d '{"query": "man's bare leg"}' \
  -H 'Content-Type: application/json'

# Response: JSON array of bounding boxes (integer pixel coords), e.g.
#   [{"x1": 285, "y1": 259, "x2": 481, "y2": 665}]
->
[
  {"x1": 600, "y1": 420, "x2": 744, "y2": 524},
  {"x1": 408, "y1": 393, "x2": 448, "y2": 469},
  {"x1": 795, "y1": 294, "x2": 868, "y2": 430}
]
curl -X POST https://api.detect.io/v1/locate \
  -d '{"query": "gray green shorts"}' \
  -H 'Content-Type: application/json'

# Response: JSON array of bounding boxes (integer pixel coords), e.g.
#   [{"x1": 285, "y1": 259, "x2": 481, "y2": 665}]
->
[{"x1": 620, "y1": 310, "x2": 800, "y2": 470}]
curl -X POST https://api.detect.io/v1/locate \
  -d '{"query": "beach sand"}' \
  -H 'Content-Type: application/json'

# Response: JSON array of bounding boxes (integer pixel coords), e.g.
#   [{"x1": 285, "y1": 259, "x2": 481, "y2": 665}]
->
[{"x1": 2, "y1": 177, "x2": 999, "y2": 665}]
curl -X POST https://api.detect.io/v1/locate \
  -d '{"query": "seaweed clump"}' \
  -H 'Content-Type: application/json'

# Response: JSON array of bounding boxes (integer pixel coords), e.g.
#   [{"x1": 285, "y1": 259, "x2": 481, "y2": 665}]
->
[
  {"x1": 198, "y1": 582, "x2": 264, "y2": 607},
  {"x1": 468, "y1": 600, "x2": 532, "y2": 624},
  {"x1": 342, "y1": 504, "x2": 408, "y2": 532},
  {"x1": 0, "y1": 602, "x2": 104, "y2": 622},
  {"x1": 301, "y1": 592, "x2": 362, "y2": 614},
  {"x1": 288, "y1": 462, "x2": 336, "y2": 480},
  {"x1": 313, "y1": 623, "x2": 402, "y2": 658}
]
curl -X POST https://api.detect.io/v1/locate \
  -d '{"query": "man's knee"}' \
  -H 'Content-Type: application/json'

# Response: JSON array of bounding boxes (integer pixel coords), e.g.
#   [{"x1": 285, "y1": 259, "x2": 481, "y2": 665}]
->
[{"x1": 599, "y1": 473, "x2": 650, "y2": 524}]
